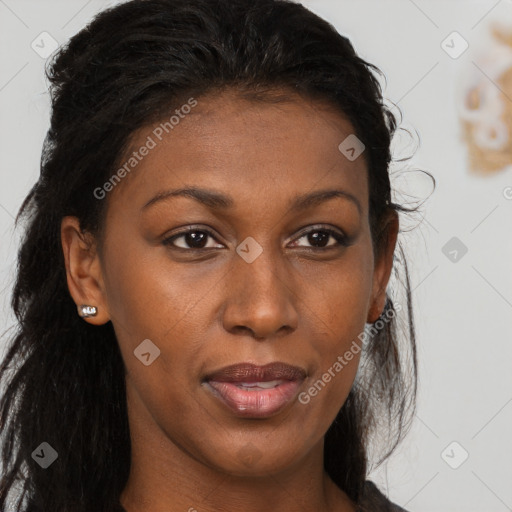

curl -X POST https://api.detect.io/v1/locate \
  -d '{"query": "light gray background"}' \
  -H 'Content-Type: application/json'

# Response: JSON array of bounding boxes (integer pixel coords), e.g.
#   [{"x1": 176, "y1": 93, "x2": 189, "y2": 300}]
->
[{"x1": 1, "y1": 1, "x2": 511, "y2": 511}]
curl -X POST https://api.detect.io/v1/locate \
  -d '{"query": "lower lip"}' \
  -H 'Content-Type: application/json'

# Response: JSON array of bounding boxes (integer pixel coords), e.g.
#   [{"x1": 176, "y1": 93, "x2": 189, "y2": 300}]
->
[{"x1": 204, "y1": 380, "x2": 303, "y2": 418}]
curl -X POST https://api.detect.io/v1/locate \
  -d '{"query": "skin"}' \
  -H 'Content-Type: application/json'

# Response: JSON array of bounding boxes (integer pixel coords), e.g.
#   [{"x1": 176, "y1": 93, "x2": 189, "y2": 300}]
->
[{"x1": 61, "y1": 89, "x2": 398, "y2": 512}]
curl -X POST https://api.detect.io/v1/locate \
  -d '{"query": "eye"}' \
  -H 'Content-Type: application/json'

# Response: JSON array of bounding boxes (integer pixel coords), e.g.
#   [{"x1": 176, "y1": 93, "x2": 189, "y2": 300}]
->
[
  {"x1": 289, "y1": 226, "x2": 348, "y2": 249},
  {"x1": 162, "y1": 227, "x2": 224, "y2": 250}
]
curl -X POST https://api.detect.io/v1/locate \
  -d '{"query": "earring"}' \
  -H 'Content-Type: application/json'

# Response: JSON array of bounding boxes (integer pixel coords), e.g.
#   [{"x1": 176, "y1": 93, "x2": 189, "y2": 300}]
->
[{"x1": 78, "y1": 304, "x2": 98, "y2": 318}]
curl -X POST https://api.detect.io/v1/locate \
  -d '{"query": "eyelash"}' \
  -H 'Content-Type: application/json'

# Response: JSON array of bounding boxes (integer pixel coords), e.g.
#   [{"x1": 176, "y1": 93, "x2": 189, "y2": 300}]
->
[{"x1": 162, "y1": 225, "x2": 348, "y2": 251}]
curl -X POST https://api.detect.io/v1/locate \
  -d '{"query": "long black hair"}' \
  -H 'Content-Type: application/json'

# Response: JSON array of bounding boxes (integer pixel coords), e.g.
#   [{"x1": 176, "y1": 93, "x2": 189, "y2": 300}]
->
[{"x1": 0, "y1": 1, "x2": 429, "y2": 510}]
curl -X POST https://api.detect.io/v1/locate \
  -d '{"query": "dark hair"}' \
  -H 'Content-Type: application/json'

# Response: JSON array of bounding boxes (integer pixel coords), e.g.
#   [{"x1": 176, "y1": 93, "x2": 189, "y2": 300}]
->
[{"x1": 0, "y1": 0, "x2": 429, "y2": 510}]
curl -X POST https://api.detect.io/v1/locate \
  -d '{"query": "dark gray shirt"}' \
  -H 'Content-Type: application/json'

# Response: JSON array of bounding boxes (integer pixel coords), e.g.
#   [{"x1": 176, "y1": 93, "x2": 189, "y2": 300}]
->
[{"x1": 357, "y1": 481, "x2": 409, "y2": 511}]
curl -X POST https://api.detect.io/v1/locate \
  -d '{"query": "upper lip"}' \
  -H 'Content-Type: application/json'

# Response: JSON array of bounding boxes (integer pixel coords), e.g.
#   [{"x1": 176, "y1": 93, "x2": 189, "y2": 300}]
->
[{"x1": 204, "y1": 362, "x2": 307, "y2": 383}]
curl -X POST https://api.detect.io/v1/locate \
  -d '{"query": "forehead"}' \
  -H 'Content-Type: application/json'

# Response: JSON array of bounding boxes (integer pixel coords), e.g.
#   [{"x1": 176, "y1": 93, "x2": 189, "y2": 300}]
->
[{"x1": 105, "y1": 89, "x2": 369, "y2": 215}]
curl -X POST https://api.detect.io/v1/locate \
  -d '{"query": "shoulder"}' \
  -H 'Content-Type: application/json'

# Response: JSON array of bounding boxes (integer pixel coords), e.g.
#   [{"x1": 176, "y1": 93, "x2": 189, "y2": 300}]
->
[{"x1": 358, "y1": 480, "x2": 409, "y2": 512}]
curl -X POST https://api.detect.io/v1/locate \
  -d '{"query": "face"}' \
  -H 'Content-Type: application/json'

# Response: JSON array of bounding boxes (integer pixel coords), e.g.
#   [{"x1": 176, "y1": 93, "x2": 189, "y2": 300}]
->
[{"x1": 61, "y1": 89, "x2": 397, "y2": 477}]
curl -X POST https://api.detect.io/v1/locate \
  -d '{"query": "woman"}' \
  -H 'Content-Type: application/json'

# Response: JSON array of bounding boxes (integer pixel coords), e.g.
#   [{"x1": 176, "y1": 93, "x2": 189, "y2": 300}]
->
[{"x1": 0, "y1": 0, "x2": 425, "y2": 510}]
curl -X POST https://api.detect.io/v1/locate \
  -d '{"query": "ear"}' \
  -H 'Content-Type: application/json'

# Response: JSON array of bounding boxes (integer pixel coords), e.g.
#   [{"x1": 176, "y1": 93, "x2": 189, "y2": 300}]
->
[
  {"x1": 366, "y1": 210, "x2": 399, "y2": 324},
  {"x1": 60, "y1": 216, "x2": 110, "y2": 325}
]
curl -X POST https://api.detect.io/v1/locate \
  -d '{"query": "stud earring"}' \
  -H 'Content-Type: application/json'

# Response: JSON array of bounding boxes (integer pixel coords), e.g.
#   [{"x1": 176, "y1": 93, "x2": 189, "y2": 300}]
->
[{"x1": 78, "y1": 304, "x2": 98, "y2": 318}]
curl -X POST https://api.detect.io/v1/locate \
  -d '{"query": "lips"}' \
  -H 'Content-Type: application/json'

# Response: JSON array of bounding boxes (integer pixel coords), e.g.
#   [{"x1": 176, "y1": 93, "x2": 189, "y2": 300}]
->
[
  {"x1": 203, "y1": 362, "x2": 307, "y2": 418},
  {"x1": 204, "y1": 361, "x2": 307, "y2": 383}
]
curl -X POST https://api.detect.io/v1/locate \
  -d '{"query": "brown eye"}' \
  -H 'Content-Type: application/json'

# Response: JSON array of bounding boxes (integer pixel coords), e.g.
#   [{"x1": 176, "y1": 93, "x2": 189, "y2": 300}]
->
[
  {"x1": 163, "y1": 229, "x2": 224, "y2": 250},
  {"x1": 181, "y1": 231, "x2": 209, "y2": 248},
  {"x1": 306, "y1": 231, "x2": 330, "y2": 247},
  {"x1": 291, "y1": 227, "x2": 347, "y2": 249}
]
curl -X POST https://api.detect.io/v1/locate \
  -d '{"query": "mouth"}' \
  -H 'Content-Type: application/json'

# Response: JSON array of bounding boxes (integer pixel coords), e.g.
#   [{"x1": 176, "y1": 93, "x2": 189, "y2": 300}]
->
[{"x1": 202, "y1": 362, "x2": 307, "y2": 418}]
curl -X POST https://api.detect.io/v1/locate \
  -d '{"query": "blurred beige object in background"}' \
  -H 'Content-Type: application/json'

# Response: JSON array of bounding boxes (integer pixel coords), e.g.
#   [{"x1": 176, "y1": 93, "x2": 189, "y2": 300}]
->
[{"x1": 458, "y1": 22, "x2": 512, "y2": 174}]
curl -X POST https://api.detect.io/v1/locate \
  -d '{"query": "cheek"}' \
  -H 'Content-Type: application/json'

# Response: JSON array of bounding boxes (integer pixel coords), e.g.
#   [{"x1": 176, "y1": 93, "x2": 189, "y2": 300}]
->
[
  {"x1": 102, "y1": 233, "x2": 222, "y2": 349},
  {"x1": 296, "y1": 246, "x2": 372, "y2": 414},
  {"x1": 297, "y1": 243, "x2": 374, "y2": 343},
  {"x1": 101, "y1": 244, "x2": 224, "y2": 431}
]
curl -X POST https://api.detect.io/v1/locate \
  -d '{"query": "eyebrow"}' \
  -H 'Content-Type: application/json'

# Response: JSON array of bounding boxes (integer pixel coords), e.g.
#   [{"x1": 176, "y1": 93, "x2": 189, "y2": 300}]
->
[{"x1": 141, "y1": 186, "x2": 361, "y2": 215}]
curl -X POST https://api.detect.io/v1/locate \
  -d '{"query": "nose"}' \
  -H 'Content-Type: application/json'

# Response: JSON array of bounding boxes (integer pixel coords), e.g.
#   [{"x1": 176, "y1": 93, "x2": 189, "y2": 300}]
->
[{"x1": 221, "y1": 247, "x2": 299, "y2": 340}]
